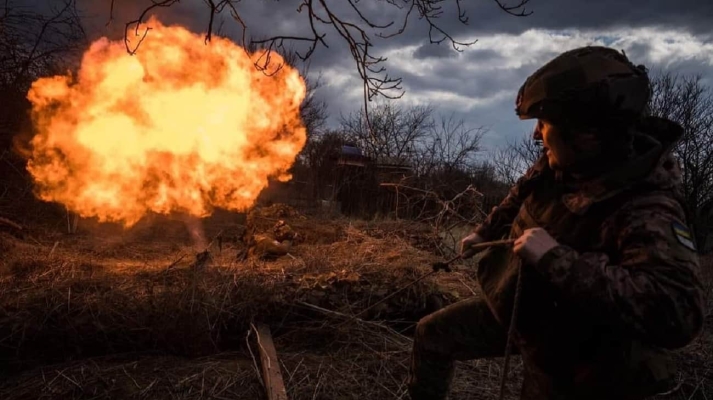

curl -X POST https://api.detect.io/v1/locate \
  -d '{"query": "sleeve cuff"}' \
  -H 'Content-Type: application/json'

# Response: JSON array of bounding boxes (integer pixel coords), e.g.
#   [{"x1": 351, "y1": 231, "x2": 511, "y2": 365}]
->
[{"x1": 534, "y1": 244, "x2": 573, "y2": 277}]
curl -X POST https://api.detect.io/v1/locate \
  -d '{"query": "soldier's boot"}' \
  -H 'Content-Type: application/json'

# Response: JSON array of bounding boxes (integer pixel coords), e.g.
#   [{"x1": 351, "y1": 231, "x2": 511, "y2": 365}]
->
[{"x1": 408, "y1": 297, "x2": 513, "y2": 400}]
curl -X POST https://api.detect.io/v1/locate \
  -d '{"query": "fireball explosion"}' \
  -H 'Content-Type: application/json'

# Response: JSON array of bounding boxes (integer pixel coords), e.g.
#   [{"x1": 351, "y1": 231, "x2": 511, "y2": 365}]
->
[{"x1": 25, "y1": 18, "x2": 307, "y2": 227}]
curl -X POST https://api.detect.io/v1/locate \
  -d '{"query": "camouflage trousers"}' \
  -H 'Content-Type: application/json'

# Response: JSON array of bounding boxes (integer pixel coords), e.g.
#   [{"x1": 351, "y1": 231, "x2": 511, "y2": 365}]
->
[
  {"x1": 407, "y1": 297, "x2": 671, "y2": 400},
  {"x1": 408, "y1": 297, "x2": 513, "y2": 400}
]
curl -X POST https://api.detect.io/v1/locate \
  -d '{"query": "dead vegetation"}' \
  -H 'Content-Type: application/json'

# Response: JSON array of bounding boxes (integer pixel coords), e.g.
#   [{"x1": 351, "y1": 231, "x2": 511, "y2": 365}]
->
[
  {"x1": 0, "y1": 205, "x2": 506, "y2": 399},
  {"x1": 0, "y1": 205, "x2": 709, "y2": 399}
]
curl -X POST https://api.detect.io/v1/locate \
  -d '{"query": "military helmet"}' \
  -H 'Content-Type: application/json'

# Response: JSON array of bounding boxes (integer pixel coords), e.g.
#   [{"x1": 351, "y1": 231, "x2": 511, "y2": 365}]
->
[{"x1": 515, "y1": 46, "x2": 651, "y2": 128}]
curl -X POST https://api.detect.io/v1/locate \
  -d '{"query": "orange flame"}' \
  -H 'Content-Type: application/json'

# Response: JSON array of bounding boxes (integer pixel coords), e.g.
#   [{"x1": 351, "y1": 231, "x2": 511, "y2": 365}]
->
[{"x1": 25, "y1": 18, "x2": 307, "y2": 227}]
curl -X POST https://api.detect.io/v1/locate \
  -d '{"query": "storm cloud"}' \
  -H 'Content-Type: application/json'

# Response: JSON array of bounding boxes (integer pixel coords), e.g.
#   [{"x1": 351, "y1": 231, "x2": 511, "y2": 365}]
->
[{"x1": 55, "y1": 0, "x2": 713, "y2": 151}]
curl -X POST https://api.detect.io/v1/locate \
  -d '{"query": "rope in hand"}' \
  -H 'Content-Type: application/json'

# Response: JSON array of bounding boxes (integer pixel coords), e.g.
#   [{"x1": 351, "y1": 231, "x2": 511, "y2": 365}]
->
[{"x1": 498, "y1": 261, "x2": 523, "y2": 400}]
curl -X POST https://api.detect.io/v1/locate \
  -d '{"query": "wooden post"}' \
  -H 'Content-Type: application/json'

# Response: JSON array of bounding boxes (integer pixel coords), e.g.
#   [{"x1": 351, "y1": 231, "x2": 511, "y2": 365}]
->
[{"x1": 254, "y1": 323, "x2": 288, "y2": 400}]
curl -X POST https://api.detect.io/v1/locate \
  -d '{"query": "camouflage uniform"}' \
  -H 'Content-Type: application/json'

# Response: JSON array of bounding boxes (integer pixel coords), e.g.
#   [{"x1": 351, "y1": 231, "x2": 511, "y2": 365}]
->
[{"x1": 408, "y1": 116, "x2": 705, "y2": 399}]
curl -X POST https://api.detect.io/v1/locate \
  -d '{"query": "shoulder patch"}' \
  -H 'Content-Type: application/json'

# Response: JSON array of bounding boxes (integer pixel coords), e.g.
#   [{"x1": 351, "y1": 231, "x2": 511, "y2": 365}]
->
[{"x1": 671, "y1": 221, "x2": 696, "y2": 251}]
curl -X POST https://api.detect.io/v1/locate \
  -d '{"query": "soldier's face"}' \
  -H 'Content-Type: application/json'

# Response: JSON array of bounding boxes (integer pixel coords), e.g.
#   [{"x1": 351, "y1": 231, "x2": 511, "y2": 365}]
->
[
  {"x1": 534, "y1": 120, "x2": 602, "y2": 172},
  {"x1": 534, "y1": 120, "x2": 575, "y2": 170}
]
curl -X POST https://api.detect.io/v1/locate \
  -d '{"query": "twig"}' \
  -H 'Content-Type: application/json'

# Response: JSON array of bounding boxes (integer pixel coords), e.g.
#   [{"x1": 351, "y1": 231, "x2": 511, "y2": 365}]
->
[
  {"x1": 48, "y1": 241, "x2": 59, "y2": 258},
  {"x1": 455, "y1": 275, "x2": 477, "y2": 296},
  {"x1": 498, "y1": 262, "x2": 523, "y2": 400},
  {"x1": 379, "y1": 183, "x2": 484, "y2": 254},
  {"x1": 0, "y1": 216, "x2": 23, "y2": 231},
  {"x1": 165, "y1": 254, "x2": 186, "y2": 271},
  {"x1": 245, "y1": 327, "x2": 264, "y2": 386},
  {"x1": 311, "y1": 362, "x2": 324, "y2": 400},
  {"x1": 296, "y1": 301, "x2": 412, "y2": 344},
  {"x1": 122, "y1": 366, "x2": 142, "y2": 389}
]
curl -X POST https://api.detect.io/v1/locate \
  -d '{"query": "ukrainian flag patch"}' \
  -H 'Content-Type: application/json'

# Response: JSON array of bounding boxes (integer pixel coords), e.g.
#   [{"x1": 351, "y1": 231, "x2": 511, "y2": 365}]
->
[{"x1": 672, "y1": 221, "x2": 696, "y2": 251}]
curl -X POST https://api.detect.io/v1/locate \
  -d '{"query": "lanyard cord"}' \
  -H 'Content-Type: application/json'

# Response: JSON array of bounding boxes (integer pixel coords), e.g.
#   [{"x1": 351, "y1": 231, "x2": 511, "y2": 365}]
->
[{"x1": 498, "y1": 262, "x2": 524, "y2": 400}]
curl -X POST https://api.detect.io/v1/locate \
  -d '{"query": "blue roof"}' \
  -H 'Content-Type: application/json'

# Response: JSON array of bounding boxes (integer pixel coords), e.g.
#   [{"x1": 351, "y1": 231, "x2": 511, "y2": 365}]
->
[{"x1": 341, "y1": 145, "x2": 363, "y2": 156}]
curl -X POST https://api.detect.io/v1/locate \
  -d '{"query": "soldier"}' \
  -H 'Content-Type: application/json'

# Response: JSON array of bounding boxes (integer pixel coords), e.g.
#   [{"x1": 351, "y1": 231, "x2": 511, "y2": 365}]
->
[{"x1": 408, "y1": 46, "x2": 705, "y2": 400}]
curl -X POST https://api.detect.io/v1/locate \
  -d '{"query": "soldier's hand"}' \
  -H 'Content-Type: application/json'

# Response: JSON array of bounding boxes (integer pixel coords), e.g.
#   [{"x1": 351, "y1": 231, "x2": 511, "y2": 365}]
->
[
  {"x1": 514, "y1": 227, "x2": 559, "y2": 265},
  {"x1": 460, "y1": 232, "x2": 485, "y2": 259}
]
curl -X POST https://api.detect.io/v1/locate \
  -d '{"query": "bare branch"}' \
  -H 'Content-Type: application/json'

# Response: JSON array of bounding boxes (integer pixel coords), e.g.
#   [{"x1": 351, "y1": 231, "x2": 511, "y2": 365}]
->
[
  {"x1": 117, "y1": 0, "x2": 179, "y2": 55},
  {"x1": 493, "y1": 0, "x2": 533, "y2": 16},
  {"x1": 489, "y1": 133, "x2": 542, "y2": 186},
  {"x1": 339, "y1": 101, "x2": 435, "y2": 163},
  {"x1": 0, "y1": 0, "x2": 86, "y2": 215},
  {"x1": 381, "y1": 183, "x2": 484, "y2": 236},
  {"x1": 110, "y1": 0, "x2": 534, "y2": 138},
  {"x1": 1, "y1": 0, "x2": 85, "y2": 85}
]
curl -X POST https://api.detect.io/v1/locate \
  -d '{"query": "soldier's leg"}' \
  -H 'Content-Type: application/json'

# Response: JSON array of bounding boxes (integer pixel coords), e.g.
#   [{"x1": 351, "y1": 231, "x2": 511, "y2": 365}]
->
[{"x1": 408, "y1": 297, "x2": 510, "y2": 400}]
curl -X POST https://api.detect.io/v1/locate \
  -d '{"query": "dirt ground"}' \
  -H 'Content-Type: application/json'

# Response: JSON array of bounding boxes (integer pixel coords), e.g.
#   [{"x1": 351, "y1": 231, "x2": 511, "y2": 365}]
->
[{"x1": 0, "y1": 205, "x2": 710, "y2": 399}]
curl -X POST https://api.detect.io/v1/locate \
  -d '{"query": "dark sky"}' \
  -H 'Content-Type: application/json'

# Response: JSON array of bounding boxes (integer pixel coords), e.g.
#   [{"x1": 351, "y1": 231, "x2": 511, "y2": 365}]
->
[{"x1": 59, "y1": 0, "x2": 713, "y2": 151}]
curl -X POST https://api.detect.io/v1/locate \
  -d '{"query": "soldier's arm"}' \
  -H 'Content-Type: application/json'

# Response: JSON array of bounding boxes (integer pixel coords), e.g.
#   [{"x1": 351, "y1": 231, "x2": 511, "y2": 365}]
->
[
  {"x1": 474, "y1": 155, "x2": 547, "y2": 241},
  {"x1": 534, "y1": 192, "x2": 705, "y2": 349}
]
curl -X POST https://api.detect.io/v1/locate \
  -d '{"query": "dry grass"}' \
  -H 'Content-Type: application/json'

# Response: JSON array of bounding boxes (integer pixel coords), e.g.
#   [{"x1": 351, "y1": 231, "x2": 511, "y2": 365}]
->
[
  {"x1": 0, "y1": 206, "x2": 502, "y2": 399},
  {"x1": 0, "y1": 206, "x2": 709, "y2": 399},
  {"x1": 0, "y1": 354, "x2": 263, "y2": 400},
  {"x1": 0, "y1": 226, "x2": 442, "y2": 366},
  {"x1": 0, "y1": 317, "x2": 523, "y2": 400}
]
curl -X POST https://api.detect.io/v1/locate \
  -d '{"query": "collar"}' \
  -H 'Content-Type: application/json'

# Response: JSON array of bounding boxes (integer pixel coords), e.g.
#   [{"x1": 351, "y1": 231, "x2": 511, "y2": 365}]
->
[{"x1": 558, "y1": 133, "x2": 667, "y2": 214}]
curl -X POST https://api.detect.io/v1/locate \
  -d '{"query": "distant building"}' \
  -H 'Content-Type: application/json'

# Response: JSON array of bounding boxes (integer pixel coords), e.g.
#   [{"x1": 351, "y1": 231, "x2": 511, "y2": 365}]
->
[
  {"x1": 337, "y1": 144, "x2": 369, "y2": 167},
  {"x1": 374, "y1": 155, "x2": 413, "y2": 185},
  {"x1": 332, "y1": 143, "x2": 374, "y2": 215}
]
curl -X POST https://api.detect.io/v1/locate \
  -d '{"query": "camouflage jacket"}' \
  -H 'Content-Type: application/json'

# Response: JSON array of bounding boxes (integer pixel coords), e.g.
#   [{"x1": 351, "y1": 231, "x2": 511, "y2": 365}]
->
[{"x1": 474, "y1": 117, "x2": 705, "y2": 399}]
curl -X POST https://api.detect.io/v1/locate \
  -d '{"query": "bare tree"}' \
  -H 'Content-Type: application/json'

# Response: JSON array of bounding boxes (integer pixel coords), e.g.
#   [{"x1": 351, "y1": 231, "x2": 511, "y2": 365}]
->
[
  {"x1": 339, "y1": 102, "x2": 485, "y2": 180},
  {"x1": 415, "y1": 116, "x2": 486, "y2": 224},
  {"x1": 0, "y1": 0, "x2": 86, "y2": 89},
  {"x1": 299, "y1": 72, "x2": 329, "y2": 136},
  {"x1": 490, "y1": 133, "x2": 542, "y2": 186},
  {"x1": 0, "y1": 0, "x2": 86, "y2": 151},
  {"x1": 339, "y1": 101, "x2": 434, "y2": 164},
  {"x1": 0, "y1": 0, "x2": 87, "y2": 222},
  {"x1": 415, "y1": 113, "x2": 486, "y2": 178},
  {"x1": 108, "y1": 0, "x2": 533, "y2": 132},
  {"x1": 648, "y1": 72, "x2": 713, "y2": 252}
]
